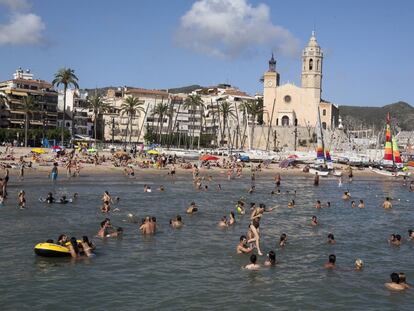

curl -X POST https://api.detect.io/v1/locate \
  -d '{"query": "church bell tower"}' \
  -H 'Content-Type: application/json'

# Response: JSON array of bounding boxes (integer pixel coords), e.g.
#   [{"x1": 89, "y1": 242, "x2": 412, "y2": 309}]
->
[{"x1": 301, "y1": 31, "x2": 323, "y2": 96}]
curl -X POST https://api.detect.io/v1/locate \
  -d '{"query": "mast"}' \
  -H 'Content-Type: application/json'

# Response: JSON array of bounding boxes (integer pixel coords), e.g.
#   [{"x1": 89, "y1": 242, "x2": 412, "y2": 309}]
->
[{"x1": 317, "y1": 106, "x2": 326, "y2": 164}]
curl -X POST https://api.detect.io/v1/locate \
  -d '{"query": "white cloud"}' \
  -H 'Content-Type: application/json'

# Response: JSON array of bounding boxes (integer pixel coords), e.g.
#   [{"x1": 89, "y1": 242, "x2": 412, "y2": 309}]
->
[
  {"x1": 175, "y1": 0, "x2": 300, "y2": 59},
  {"x1": 0, "y1": 13, "x2": 45, "y2": 45},
  {"x1": 0, "y1": 0, "x2": 30, "y2": 11}
]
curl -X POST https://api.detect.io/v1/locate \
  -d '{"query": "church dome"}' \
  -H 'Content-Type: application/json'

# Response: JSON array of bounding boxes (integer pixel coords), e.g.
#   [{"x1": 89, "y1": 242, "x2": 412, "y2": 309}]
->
[{"x1": 307, "y1": 31, "x2": 319, "y2": 48}]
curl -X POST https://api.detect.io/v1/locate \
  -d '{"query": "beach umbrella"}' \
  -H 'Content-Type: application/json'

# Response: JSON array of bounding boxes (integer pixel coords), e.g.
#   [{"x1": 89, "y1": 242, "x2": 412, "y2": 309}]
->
[
  {"x1": 31, "y1": 148, "x2": 46, "y2": 154},
  {"x1": 200, "y1": 154, "x2": 219, "y2": 161},
  {"x1": 147, "y1": 150, "x2": 159, "y2": 155}
]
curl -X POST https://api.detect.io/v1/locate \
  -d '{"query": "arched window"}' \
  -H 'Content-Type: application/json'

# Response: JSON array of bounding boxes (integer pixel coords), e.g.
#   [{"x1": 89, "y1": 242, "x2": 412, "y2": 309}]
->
[
  {"x1": 322, "y1": 122, "x2": 327, "y2": 130},
  {"x1": 309, "y1": 59, "x2": 313, "y2": 70},
  {"x1": 317, "y1": 59, "x2": 320, "y2": 71},
  {"x1": 322, "y1": 109, "x2": 326, "y2": 116},
  {"x1": 281, "y1": 116, "x2": 289, "y2": 126}
]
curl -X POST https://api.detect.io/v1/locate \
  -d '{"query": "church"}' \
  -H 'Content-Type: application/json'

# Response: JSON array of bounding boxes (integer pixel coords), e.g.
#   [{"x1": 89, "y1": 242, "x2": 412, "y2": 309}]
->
[{"x1": 263, "y1": 32, "x2": 339, "y2": 130}]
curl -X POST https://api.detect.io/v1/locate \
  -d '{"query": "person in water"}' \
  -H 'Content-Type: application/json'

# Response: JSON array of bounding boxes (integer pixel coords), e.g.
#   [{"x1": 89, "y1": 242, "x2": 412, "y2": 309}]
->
[
  {"x1": 57, "y1": 234, "x2": 68, "y2": 245},
  {"x1": 342, "y1": 191, "x2": 351, "y2": 200},
  {"x1": 398, "y1": 273, "x2": 410, "y2": 289},
  {"x1": 358, "y1": 199, "x2": 365, "y2": 208},
  {"x1": 382, "y1": 197, "x2": 392, "y2": 209},
  {"x1": 228, "y1": 211, "x2": 236, "y2": 225},
  {"x1": 288, "y1": 200, "x2": 295, "y2": 208},
  {"x1": 18, "y1": 190, "x2": 26, "y2": 208},
  {"x1": 236, "y1": 235, "x2": 253, "y2": 254},
  {"x1": 324, "y1": 254, "x2": 336, "y2": 269},
  {"x1": 46, "y1": 192, "x2": 55, "y2": 204},
  {"x1": 139, "y1": 217, "x2": 154, "y2": 235},
  {"x1": 68, "y1": 236, "x2": 94, "y2": 258},
  {"x1": 389, "y1": 234, "x2": 402, "y2": 246},
  {"x1": 264, "y1": 250, "x2": 277, "y2": 266},
  {"x1": 170, "y1": 215, "x2": 183, "y2": 228},
  {"x1": 327, "y1": 233, "x2": 336, "y2": 244},
  {"x1": 385, "y1": 272, "x2": 407, "y2": 291},
  {"x1": 279, "y1": 233, "x2": 287, "y2": 247},
  {"x1": 314, "y1": 173, "x2": 319, "y2": 186},
  {"x1": 50, "y1": 162, "x2": 58, "y2": 182},
  {"x1": 244, "y1": 254, "x2": 260, "y2": 270},
  {"x1": 59, "y1": 195, "x2": 69, "y2": 204},
  {"x1": 236, "y1": 200, "x2": 245, "y2": 215},
  {"x1": 351, "y1": 201, "x2": 356, "y2": 208},
  {"x1": 355, "y1": 259, "x2": 364, "y2": 271},
  {"x1": 408, "y1": 229, "x2": 414, "y2": 240},
  {"x1": 186, "y1": 202, "x2": 198, "y2": 214},
  {"x1": 311, "y1": 216, "x2": 318, "y2": 226},
  {"x1": 218, "y1": 216, "x2": 228, "y2": 228},
  {"x1": 247, "y1": 220, "x2": 263, "y2": 256},
  {"x1": 315, "y1": 200, "x2": 322, "y2": 209}
]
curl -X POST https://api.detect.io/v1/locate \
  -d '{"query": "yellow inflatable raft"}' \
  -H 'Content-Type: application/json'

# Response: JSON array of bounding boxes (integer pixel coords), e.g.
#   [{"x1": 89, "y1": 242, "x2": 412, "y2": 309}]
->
[{"x1": 34, "y1": 242, "x2": 71, "y2": 257}]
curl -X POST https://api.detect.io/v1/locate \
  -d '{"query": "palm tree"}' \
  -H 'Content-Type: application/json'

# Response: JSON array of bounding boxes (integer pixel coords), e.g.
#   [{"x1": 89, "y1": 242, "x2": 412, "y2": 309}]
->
[
  {"x1": 152, "y1": 101, "x2": 169, "y2": 144},
  {"x1": 22, "y1": 95, "x2": 37, "y2": 147},
  {"x1": 87, "y1": 91, "x2": 111, "y2": 140},
  {"x1": 219, "y1": 101, "x2": 235, "y2": 147},
  {"x1": 120, "y1": 95, "x2": 144, "y2": 145},
  {"x1": 183, "y1": 94, "x2": 203, "y2": 149},
  {"x1": 52, "y1": 68, "x2": 79, "y2": 145},
  {"x1": 243, "y1": 100, "x2": 264, "y2": 149}
]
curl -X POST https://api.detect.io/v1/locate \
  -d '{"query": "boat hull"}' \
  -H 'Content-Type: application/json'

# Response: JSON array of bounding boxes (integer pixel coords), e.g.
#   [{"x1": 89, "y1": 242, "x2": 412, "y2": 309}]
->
[{"x1": 309, "y1": 168, "x2": 329, "y2": 176}]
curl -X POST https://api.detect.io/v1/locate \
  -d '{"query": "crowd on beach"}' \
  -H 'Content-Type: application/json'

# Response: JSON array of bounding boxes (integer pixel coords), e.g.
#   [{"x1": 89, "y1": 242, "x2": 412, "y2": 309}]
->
[{"x1": 1, "y1": 146, "x2": 413, "y2": 291}]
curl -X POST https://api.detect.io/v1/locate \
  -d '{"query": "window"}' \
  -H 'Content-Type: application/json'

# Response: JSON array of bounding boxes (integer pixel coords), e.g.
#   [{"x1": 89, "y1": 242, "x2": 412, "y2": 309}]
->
[
  {"x1": 281, "y1": 116, "x2": 289, "y2": 126},
  {"x1": 322, "y1": 122, "x2": 327, "y2": 130},
  {"x1": 309, "y1": 59, "x2": 313, "y2": 70},
  {"x1": 284, "y1": 95, "x2": 291, "y2": 103},
  {"x1": 317, "y1": 59, "x2": 320, "y2": 71},
  {"x1": 322, "y1": 109, "x2": 326, "y2": 116}
]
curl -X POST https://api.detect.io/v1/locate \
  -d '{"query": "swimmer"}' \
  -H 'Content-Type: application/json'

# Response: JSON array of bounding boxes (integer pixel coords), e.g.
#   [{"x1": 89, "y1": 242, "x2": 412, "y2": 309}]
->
[
  {"x1": 57, "y1": 234, "x2": 68, "y2": 245},
  {"x1": 358, "y1": 199, "x2": 365, "y2": 209},
  {"x1": 342, "y1": 191, "x2": 351, "y2": 200},
  {"x1": 228, "y1": 211, "x2": 236, "y2": 225},
  {"x1": 327, "y1": 233, "x2": 336, "y2": 244},
  {"x1": 244, "y1": 254, "x2": 260, "y2": 270},
  {"x1": 315, "y1": 200, "x2": 322, "y2": 209},
  {"x1": 59, "y1": 195, "x2": 69, "y2": 204},
  {"x1": 46, "y1": 192, "x2": 55, "y2": 204},
  {"x1": 139, "y1": 217, "x2": 154, "y2": 235},
  {"x1": 264, "y1": 250, "x2": 277, "y2": 266},
  {"x1": 248, "y1": 185, "x2": 255, "y2": 194},
  {"x1": 385, "y1": 273, "x2": 407, "y2": 291},
  {"x1": 275, "y1": 173, "x2": 281, "y2": 187},
  {"x1": 355, "y1": 259, "x2": 363, "y2": 271},
  {"x1": 144, "y1": 184, "x2": 152, "y2": 193},
  {"x1": 101, "y1": 201, "x2": 110, "y2": 213},
  {"x1": 398, "y1": 273, "x2": 410, "y2": 289},
  {"x1": 325, "y1": 201, "x2": 331, "y2": 208},
  {"x1": 279, "y1": 233, "x2": 287, "y2": 247},
  {"x1": 150, "y1": 216, "x2": 157, "y2": 233},
  {"x1": 324, "y1": 254, "x2": 336, "y2": 269},
  {"x1": 170, "y1": 215, "x2": 183, "y2": 228},
  {"x1": 218, "y1": 216, "x2": 228, "y2": 228},
  {"x1": 271, "y1": 189, "x2": 282, "y2": 195},
  {"x1": 186, "y1": 202, "x2": 198, "y2": 214},
  {"x1": 389, "y1": 234, "x2": 402, "y2": 246},
  {"x1": 408, "y1": 229, "x2": 414, "y2": 240},
  {"x1": 18, "y1": 190, "x2": 26, "y2": 209},
  {"x1": 157, "y1": 185, "x2": 165, "y2": 192},
  {"x1": 236, "y1": 201, "x2": 245, "y2": 215},
  {"x1": 247, "y1": 220, "x2": 263, "y2": 256},
  {"x1": 237, "y1": 235, "x2": 253, "y2": 254},
  {"x1": 382, "y1": 197, "x2": 392, "y2": 209},
  {"x1": 311, "y1": 216, "x2": 318, "y2": 226},
  {"x1": 288, "y1": 200, "x2": 295, "y2": 208},
  {"x1": 351, "y1": 201, "x2": 356, "y2": 208},
  {"x1": 314, "y1": 173, "x2": 319, "y2": 186},
  {"x1": 217, "y1": 184, "x2": 222, "y2": 191}
]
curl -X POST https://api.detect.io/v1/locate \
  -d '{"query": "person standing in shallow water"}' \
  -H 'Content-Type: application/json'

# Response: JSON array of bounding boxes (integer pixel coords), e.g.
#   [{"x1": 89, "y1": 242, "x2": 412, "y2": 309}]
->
[
  {"x1": 382, "y1": 197, "x2": 392, "y2": 209},
  {"x1": 50, "y1": 163, "x2": 58, "y2": 182},
  {"x1": 314, "y1": 173, "x2": 319, "y2": 186}
]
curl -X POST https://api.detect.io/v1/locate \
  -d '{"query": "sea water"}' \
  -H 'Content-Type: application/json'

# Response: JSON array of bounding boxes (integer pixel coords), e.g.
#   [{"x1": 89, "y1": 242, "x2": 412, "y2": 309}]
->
[{"x1": 0, "y1": 172, "x2": 413, "y2": 310}]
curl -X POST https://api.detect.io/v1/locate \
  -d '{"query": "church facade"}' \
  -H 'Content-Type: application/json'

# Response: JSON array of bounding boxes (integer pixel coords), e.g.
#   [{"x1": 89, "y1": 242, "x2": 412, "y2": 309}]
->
[{"x1": 263, "y1": 32, "x2": 338, "y2": 130}]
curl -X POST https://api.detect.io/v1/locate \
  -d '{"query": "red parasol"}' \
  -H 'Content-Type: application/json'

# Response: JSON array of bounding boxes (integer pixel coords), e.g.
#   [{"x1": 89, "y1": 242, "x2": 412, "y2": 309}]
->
[{"x1": 200, "y1": 154, "x2": 219, "y2": 161}]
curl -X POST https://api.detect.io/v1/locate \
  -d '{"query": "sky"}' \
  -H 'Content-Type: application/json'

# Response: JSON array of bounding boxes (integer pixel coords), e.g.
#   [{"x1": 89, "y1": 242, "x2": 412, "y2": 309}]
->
[{"x1": 0, "y1": 0, "x2": 413, "y2": 106}]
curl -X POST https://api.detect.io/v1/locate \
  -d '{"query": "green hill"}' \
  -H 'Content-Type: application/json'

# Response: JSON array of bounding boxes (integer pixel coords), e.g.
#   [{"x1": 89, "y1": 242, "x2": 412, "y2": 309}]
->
[{"x1": 339, "y1": 101, "x2": 414, "y2": 131}]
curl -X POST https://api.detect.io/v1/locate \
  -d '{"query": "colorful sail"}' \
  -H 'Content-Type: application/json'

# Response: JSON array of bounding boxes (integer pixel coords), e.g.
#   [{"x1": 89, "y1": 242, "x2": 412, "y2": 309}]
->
[
  {"x1": 325, "y1": 149, "x2": 333, "y2": 169},
  {"x1": 383, "y1": 113, "x2": 394, "y2": 165},
  {"x1": 392, "y1": 138, "x2": 403, "y2": 168}
]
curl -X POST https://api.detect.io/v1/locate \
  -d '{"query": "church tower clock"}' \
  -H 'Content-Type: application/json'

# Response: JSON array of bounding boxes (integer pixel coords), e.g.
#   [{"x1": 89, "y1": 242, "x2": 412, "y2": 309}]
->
[{"x1": 263, "y1": 53, "x2": 280, "y2": 124}]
